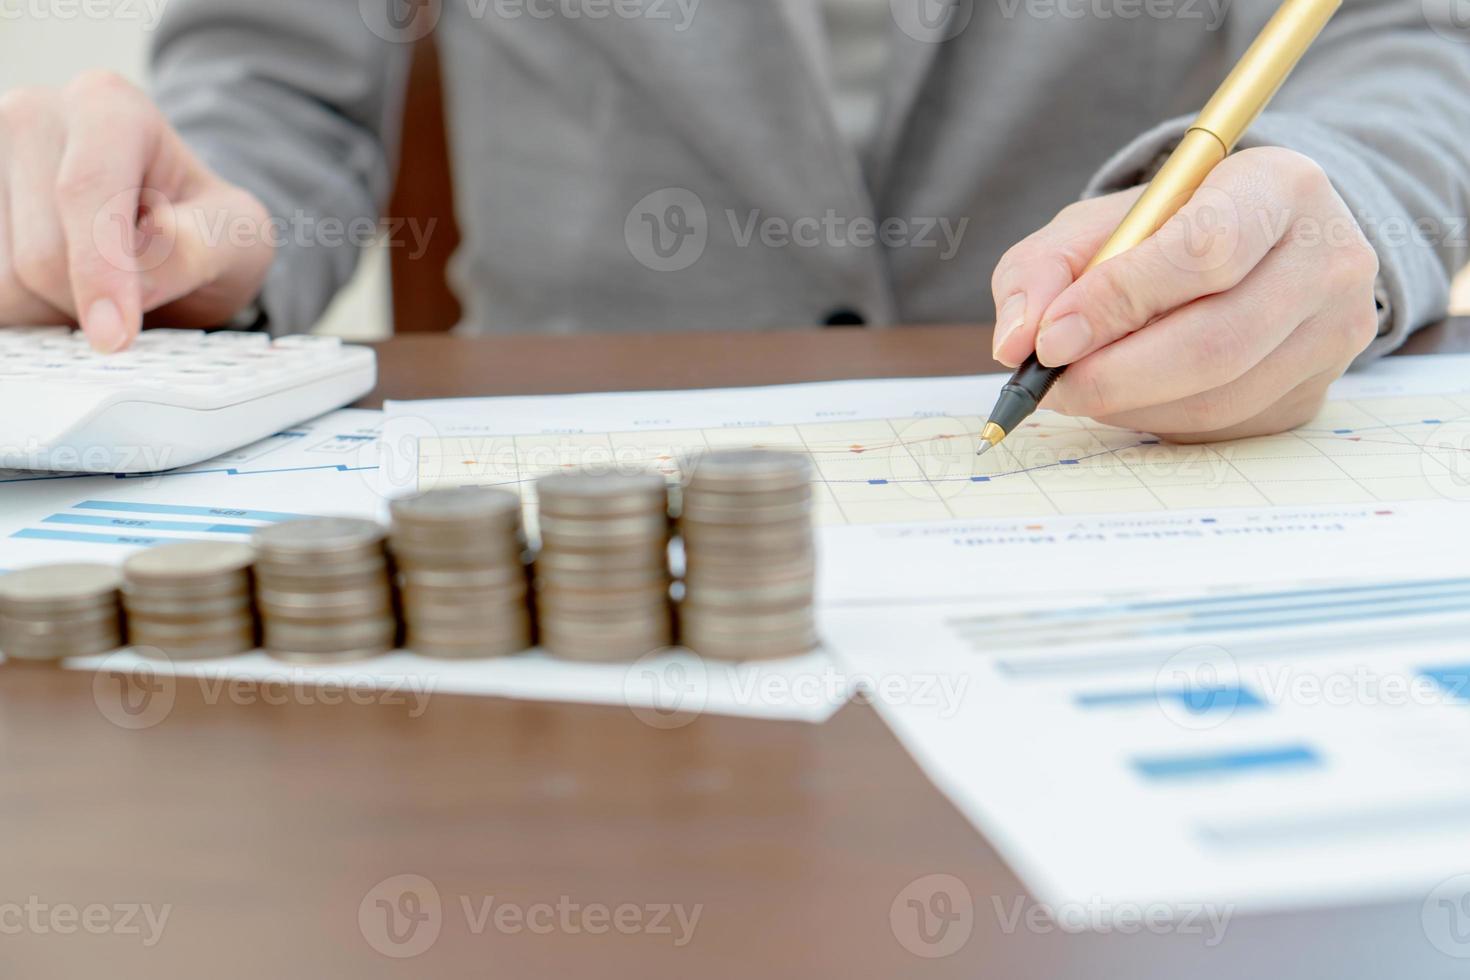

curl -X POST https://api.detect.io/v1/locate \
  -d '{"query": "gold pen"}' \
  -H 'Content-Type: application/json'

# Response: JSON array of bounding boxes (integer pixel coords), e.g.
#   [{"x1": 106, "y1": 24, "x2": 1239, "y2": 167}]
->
[{"x1": 976, "y1": 0, "x2": 1342, "y2": 456}]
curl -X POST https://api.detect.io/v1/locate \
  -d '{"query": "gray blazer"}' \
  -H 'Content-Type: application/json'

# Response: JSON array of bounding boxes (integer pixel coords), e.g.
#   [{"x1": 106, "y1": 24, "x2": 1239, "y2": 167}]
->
[{"x1": 152, "y1": 0, "x2": 1470, "y2": 355}]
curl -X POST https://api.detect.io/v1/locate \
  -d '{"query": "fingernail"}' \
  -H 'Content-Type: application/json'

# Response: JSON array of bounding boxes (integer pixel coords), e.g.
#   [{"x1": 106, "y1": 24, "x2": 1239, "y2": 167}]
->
[
  {"x1": 992, "y1": 292, "x2": 1026, "y2": 358},
  {"x1": 1036, "y1": 313, "x2": 1092, "y2": 365},
  {"x1": 83, "y1": 298, "x2": 129, "y2": 353}
]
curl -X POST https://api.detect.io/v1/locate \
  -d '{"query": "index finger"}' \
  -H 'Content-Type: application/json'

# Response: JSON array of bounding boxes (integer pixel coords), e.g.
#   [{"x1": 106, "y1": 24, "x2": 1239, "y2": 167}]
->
[{"x1": 55, "y1": 71, "x2": 159, "y2": 352}]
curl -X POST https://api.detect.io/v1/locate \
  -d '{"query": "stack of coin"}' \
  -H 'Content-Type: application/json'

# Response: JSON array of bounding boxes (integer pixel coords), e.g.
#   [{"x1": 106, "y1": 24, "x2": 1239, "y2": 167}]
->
[
  {"x1": 0, "y1": 563, "x2": 123, "y2": 662},
  {"x1": 678, "y1": 450, "x2": 818, "y2": 660},
  {"x1": 534, "y1": 472, "x2": 673, "y2": 661},
  {"x1": 252, "y1": 518, "x2": 397, "y2": 664},
  {"x1": 388, "y1": 487, "x2": 533, "y2": 658},
  {"x1": 122, "y1": 542, "x2": 257, "y2": 659}
]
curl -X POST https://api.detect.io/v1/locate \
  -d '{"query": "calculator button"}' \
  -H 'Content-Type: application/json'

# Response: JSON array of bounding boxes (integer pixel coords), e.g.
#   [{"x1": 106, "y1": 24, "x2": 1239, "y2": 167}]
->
[
  {"x1": 203, "y1": 331, "x2": 272, "y2": 348},
  {"x1": 134, "y1": 329, "x2": 206, "y2": 347}
]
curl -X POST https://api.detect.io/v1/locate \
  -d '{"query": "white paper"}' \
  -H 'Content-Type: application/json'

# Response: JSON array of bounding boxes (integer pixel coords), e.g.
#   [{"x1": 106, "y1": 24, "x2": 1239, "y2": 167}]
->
[{"x1": 823, "y1": 590, "x2": 1470, "y2": 914}]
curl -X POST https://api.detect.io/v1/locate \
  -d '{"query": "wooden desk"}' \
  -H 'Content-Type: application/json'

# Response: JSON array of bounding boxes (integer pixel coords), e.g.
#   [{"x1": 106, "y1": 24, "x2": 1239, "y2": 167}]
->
[{"x1": 3, "y1": 320, "x2": 1467, "y2": 979}]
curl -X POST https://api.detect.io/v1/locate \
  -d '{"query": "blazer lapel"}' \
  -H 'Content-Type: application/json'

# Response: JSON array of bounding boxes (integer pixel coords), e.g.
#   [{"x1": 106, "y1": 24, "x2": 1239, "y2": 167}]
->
[{"x1": 868, "y1": 3, "x2": 952, "y2": 196}]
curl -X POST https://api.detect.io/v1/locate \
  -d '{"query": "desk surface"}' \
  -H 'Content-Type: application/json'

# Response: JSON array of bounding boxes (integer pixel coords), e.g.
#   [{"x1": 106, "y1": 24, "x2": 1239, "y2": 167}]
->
[{"x1": 3, "y1": 320, "x2": 1467, "y2": 979}]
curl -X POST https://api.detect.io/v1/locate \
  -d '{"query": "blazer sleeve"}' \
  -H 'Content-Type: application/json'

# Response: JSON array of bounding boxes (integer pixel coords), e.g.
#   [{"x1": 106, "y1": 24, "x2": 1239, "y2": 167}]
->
[
  {"x1": 149, "y1": 0, "x2": 416, "y2": 333},
  {"x1": 1084, "y1": 0, "x2": 1470, "y2": 361}
]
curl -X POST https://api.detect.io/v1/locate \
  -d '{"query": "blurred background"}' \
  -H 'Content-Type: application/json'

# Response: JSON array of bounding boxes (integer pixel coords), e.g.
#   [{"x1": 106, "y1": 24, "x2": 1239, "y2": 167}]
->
[{"x1": 3, "y1": 13, "x2": 1467, "y2": 338}]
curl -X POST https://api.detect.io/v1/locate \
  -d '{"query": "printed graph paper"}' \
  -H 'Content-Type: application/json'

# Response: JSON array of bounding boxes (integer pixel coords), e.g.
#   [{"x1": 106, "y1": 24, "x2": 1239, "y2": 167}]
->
[{"x1": 414, "y1": 392, "x2": 1470, "y2": 526}]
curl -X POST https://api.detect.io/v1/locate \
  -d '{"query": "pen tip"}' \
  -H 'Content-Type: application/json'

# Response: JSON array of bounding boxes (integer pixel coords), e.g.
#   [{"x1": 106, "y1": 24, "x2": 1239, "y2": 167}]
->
[{"x1": 977, "y1": 421, "x2": 1006, "y2": 456}]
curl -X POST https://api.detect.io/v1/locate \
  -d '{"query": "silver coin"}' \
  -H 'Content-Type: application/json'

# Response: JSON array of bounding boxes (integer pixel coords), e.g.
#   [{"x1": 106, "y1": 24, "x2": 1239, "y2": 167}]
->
[
  {"x1": 402, "y1": 600, "x2": 531, "y2": 629},
  {"x1": 256, "y1": 587, "x2": 393, "y2": 621},
  {"x1": 683, "y1": 576, "x2": 815, "y2": 608},
  {"x1": 680, "y1": 520, "x2": 813, "y2": 552},
  {"x1": 538, "y1": 511, "x2": 670, "y2": 542},
  {"x1": 122, "y1": 591, "x2": 254, "y2": 620},
  {"x1": 533, "y1": 565, "x2": 670, "y2": 592},
  {"x1": 121, "y1": 575, "x2": 252, "y2": 601},
  {"x1": 679, "y1": 603, "x2": 815, "y2": 634},
  {"x1": 536, "y1": 580, "x2": 670, "y2": 610},
  {"x1": 1, "y1": 628, "x2": 123, "y2": 661},
  {"x1": 390, "y1": 487, "x2": 522, "y2": 527},
  {"x1": 0, "y1": 608, "x2": 120, "y2": 639},
  {"x1": 406, "y1": 620, "x2": 533, "y2": 659},
  {"x1": 252, "y1": 561, "x2": 390, "y2": 591},
  {"x1": 398, "y1": 563, "x2": 528, "y2": 590},
  {"x1": 253, "y1": 517, "x2": 386, "y2": 559},
  {"x1": 540, "y1": 622, "x2": 673, "y2": 662},
  {"x1": 536, "y1": 472, "x2": 668, "y2": 517},
  {"x1": 533, "y1": 545, "x2": 668, "y2": 575},
  {"x1": 0, "y1": 564, "x2": 120, "y2": 615},
  {"x1": 388, "y1": 539, "x2": 526, "y2": 568},
  {"x1": 684, "y1": 450, "x2": 813, "y2": 493},
  {"x1": 263, "y1": 617, "x2": 396, "y2": 662},
  {"x1": 127, "y1": 612, "x2": 256, "y2": 643},
  {"x1": 679, "y1": 498, "x2": 813, "y2": 526},
  {"x1": 123, "y1": 541, "x2": 255, "y2": 583},
  {"x1": 131, "y1": 630, "x2": 257, "y2": 661},
  {"x1": 400, "y1": 578, "x2": 529, "y2": 606}
]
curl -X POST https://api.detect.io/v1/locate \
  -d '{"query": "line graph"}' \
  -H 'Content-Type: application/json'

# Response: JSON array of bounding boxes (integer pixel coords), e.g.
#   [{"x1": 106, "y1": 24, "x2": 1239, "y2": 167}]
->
[{"x1": 415, "y1": 392, "x2": 1470, "y2": 525}]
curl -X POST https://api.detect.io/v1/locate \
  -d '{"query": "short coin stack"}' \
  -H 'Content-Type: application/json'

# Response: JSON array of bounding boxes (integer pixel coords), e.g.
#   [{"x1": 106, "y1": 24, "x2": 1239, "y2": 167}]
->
[
  {"x1": 122, "y1": 542, "x2": 257, "y2": 659},
  {"x1": 0, "y1": 563, "x2": 123, "y2": 662},
  {"x1": 253, "y1": 517, "x2": 397, "y2": 664},
  {"x1": 534, "y1": 472, "x2": 673, "y2": 661},
  {"x1": 389, "y1": 487, "x2": 533, "y2": 658},
  {"x1": 679, "y1": 450, "x2": 818, "y2": 660}
]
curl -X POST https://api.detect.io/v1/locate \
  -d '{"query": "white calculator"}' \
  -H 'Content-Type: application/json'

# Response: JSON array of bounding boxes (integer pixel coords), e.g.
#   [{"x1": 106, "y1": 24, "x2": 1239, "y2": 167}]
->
[{"x1": 0, "y1": 327, "x2": 376, "y2": 474}]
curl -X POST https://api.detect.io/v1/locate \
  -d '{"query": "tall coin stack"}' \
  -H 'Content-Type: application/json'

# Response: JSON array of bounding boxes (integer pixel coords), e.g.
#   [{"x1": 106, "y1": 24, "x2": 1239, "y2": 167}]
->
[
  {"x1": 0, "y1": 564, "x2": 123, "y2": 662},
  {"x1": 253, "y1": 517, "x2": 397, "y2": 664},
  {"x1": 389, "y1": 487, "x2": 533, "y2": 658},
  {"x1": 678, "y1": 450, "x2": 818, "y2": 660},
  {"x1": 534, "y1": 472, "x2": 673, "y2": 661},
  {"x1": 122, "y1": 542, "x2": 257, "y2": 659}
]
